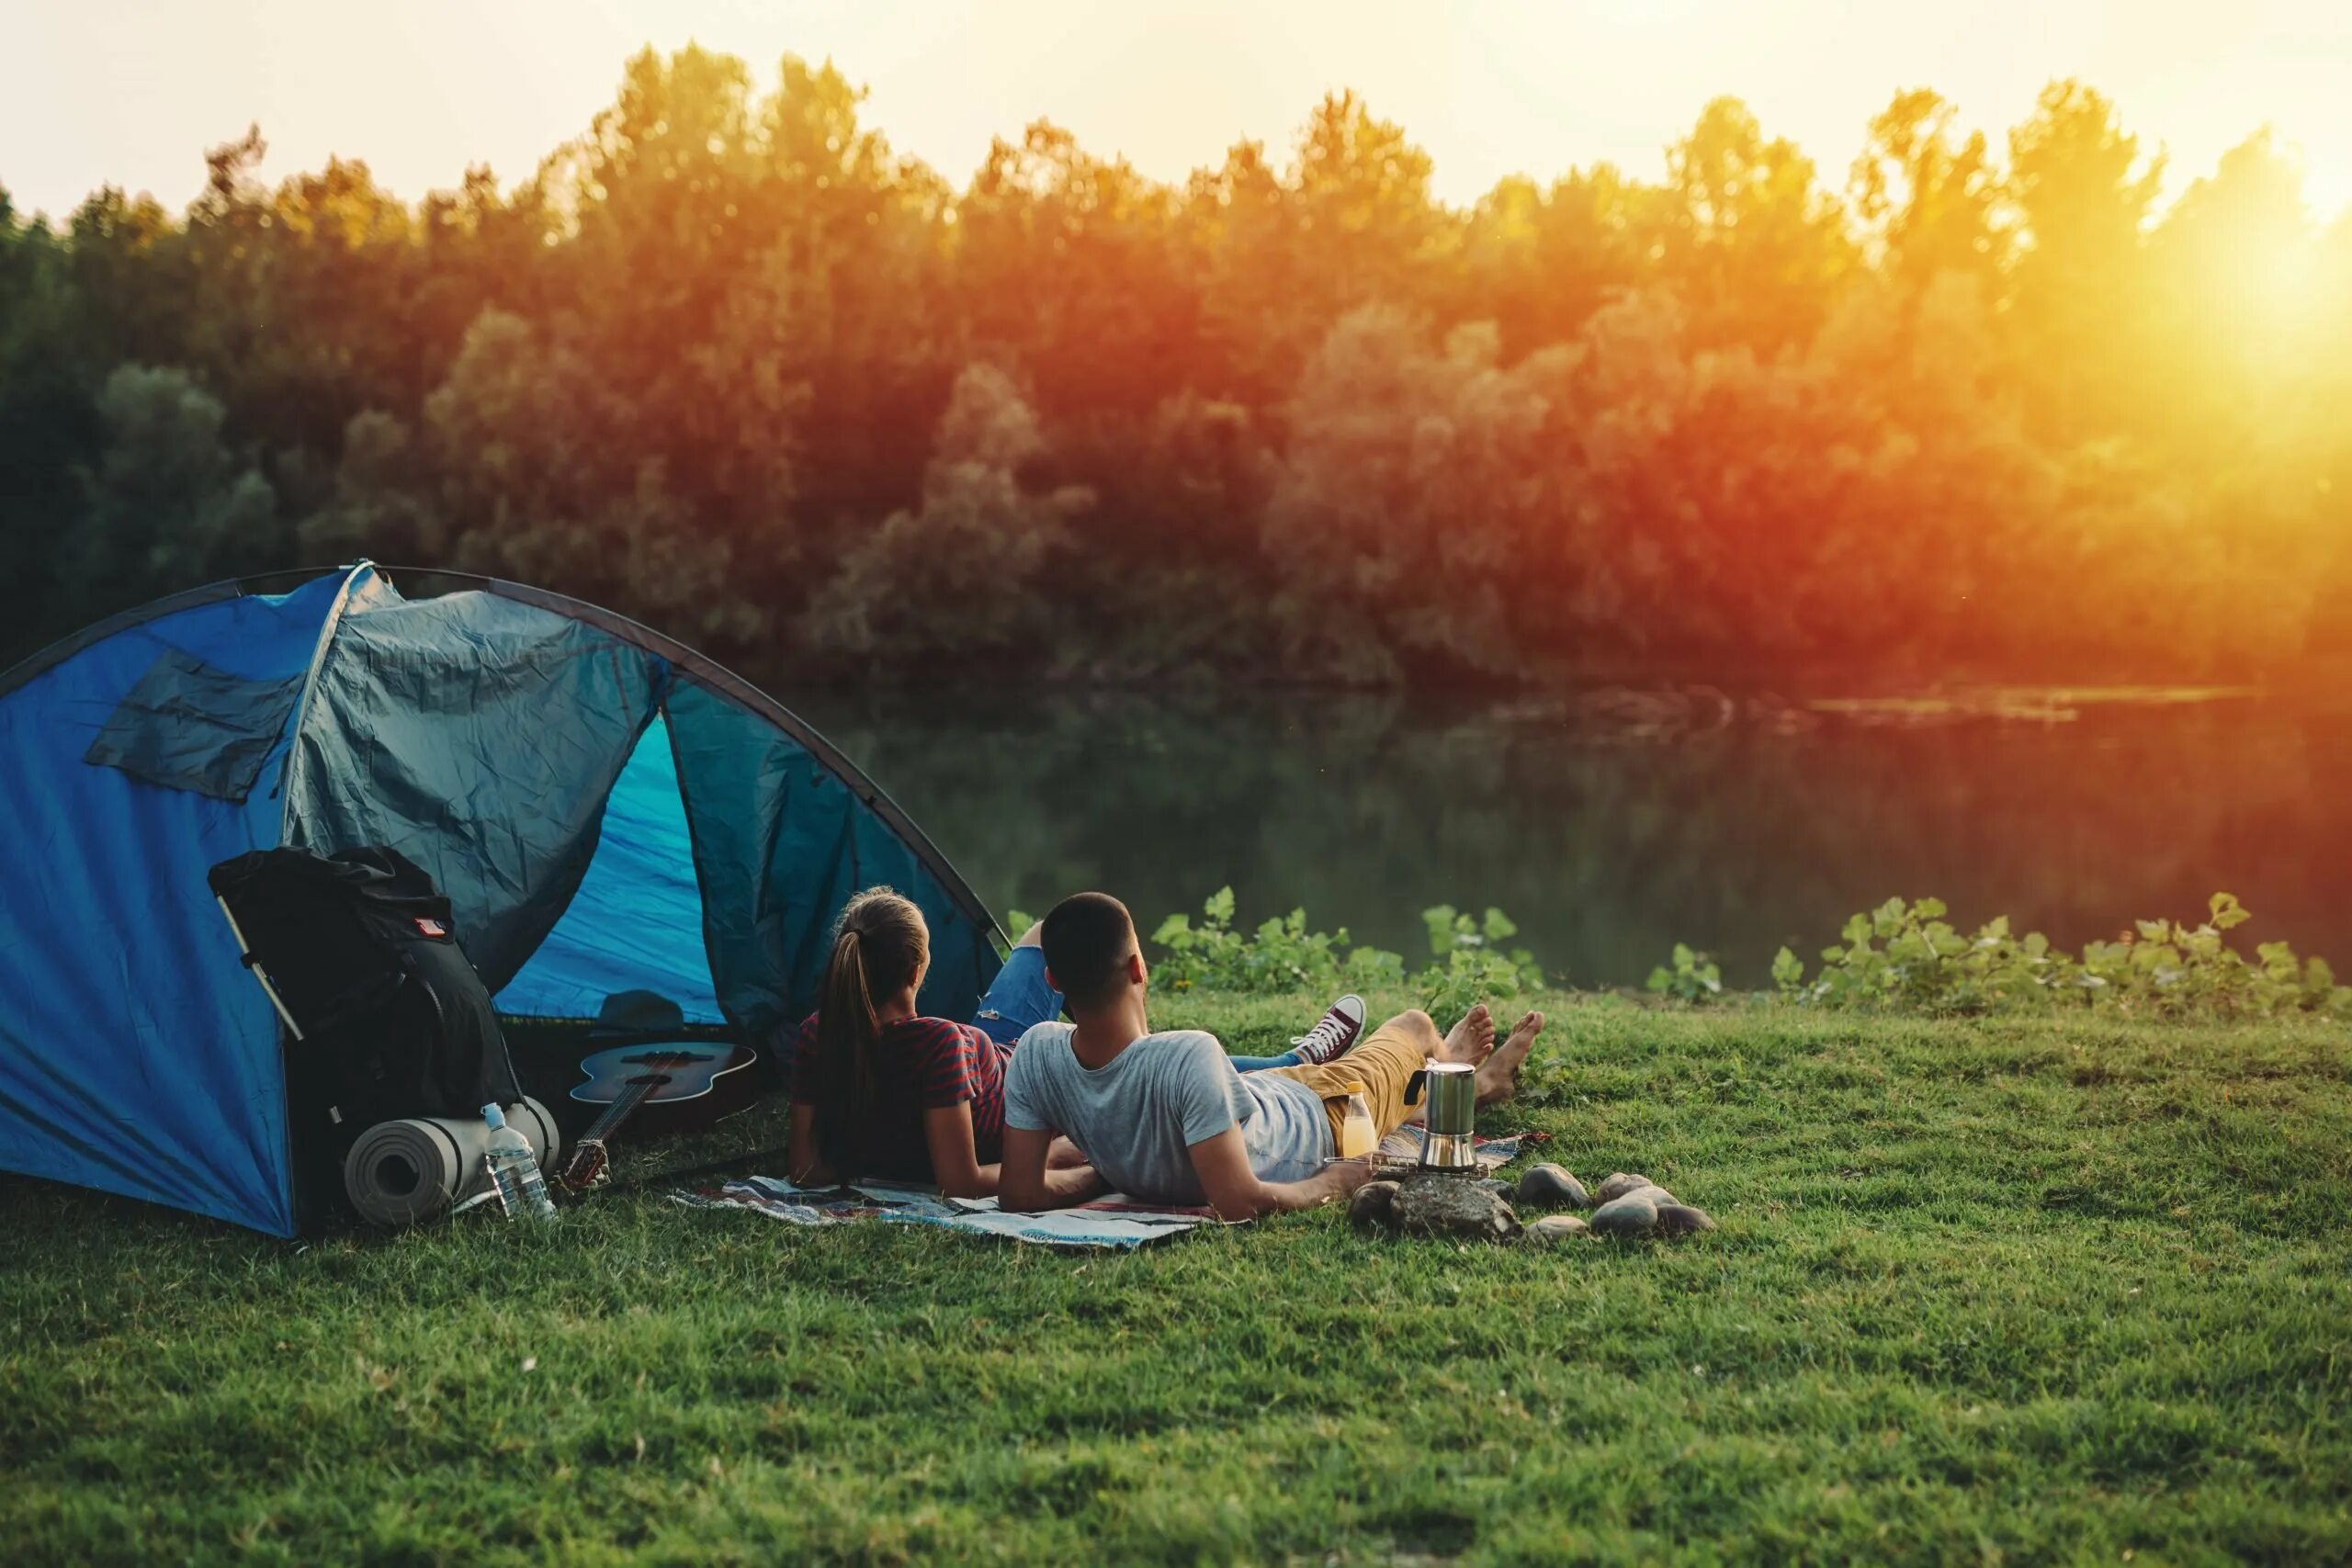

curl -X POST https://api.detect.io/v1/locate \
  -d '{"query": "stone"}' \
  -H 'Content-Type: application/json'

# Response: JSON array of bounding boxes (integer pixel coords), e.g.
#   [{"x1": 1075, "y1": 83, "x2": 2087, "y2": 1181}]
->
[
  {"x1": 1350, "y1": 1179, "x2": 1402, "y2": 1234},
  {"x1": 1515, "y1": 1163, "x2": 1590, "y2": 1210},
  {"x1": 1589, "y1": 1191, "x2": 1660, "y2": 1237},
  {"x1": 1654, "y1": 1204, "x2": 1717, "y2": 1236},
  {"x1": 1595, "y1": 1172, "x2": 1656, "y2": 1204},
  {"x1": 1392, "y1": 1171, "x2": 1522, "y2": 1243},
  {"x1": 1523, "y1": 1213, "x2": 1589, "y2": 1244}
]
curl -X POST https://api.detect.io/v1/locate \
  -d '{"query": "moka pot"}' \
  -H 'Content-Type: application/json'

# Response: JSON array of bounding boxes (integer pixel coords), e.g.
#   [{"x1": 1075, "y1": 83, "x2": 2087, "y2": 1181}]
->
[{"x1": 1417, "y1": 1061, "x2": 1478, "y2": 1171}]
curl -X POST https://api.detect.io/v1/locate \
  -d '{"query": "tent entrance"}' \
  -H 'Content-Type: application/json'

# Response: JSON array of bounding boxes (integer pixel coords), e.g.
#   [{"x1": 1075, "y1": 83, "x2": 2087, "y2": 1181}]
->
[{"x1": 495, "y1": 715, "x2": 723, "y2": 1025}]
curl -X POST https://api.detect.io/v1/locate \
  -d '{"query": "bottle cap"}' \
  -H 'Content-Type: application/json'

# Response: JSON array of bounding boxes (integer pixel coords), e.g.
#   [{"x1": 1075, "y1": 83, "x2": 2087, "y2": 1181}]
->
[{"x1": 481, "y1": 1103, "x2": 506, "y2": 1129}]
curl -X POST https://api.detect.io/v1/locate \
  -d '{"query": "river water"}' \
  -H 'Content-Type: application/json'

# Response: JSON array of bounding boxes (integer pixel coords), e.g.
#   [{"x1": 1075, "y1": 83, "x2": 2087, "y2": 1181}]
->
[{"x1": 785, "y1": 684, "x2": 2352, "y2": 989}]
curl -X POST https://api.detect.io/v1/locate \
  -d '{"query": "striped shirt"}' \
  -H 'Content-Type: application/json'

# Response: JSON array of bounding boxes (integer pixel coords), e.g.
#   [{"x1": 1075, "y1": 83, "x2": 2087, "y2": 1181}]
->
[{"x1": 789, "y1": 1012, "x2": 1011, "y2": 1181}]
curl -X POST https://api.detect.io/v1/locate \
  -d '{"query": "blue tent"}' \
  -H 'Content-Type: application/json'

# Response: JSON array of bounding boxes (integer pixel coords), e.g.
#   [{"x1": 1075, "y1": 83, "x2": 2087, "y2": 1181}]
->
[{"x1": 0, "y1": 563, "x2": 1002, "y2": 1235}]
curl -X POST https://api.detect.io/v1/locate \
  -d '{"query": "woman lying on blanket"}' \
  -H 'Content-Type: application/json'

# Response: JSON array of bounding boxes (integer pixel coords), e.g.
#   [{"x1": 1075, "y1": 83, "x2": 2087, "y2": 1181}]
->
[{"x1": 786, "y1": 887, "x2": 1368, "y2": 1199}]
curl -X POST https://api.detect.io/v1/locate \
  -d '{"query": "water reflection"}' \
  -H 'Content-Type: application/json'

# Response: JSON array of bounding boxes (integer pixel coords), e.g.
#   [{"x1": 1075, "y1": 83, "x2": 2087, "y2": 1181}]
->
[{"x1": 778, "y1": 685, "x2": 2352, "y2": 987}]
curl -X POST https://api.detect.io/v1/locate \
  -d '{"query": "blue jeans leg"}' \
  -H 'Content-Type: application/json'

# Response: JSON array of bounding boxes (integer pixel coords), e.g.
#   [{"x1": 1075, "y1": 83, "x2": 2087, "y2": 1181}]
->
[
  {"x1": 1226, "y1": 1051, "x2": 1303, "y2": 1071},
  {"x1": 971, "y1": 945, "x2": 1062, "y2": 1046}
]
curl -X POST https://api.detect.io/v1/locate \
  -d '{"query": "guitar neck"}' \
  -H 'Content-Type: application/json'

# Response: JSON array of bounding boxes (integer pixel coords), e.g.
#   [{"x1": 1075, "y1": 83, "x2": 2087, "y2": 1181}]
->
[
  {"x1": 560, "y1": 1045, "x2": 752, "y2": 1191},
  {"x1": 560, "y1": 1076, "x2": 654, "y2": 1190},
  {"x1": 579, "y1": 1074, "x2": 662, "y2": 1146}
]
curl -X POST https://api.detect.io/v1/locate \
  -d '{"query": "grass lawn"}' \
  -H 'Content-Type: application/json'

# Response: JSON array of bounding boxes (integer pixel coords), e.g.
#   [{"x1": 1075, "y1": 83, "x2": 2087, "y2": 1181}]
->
[{"x1": 3, "y1": 992, "x2": 2348, "y2": 1563}]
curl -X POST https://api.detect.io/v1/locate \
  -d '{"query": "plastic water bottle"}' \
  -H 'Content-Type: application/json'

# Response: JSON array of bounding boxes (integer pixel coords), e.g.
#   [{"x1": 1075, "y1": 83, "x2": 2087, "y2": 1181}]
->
[{"x1": 482, "y1": 1103, "x2": 559, "y2": 1223}]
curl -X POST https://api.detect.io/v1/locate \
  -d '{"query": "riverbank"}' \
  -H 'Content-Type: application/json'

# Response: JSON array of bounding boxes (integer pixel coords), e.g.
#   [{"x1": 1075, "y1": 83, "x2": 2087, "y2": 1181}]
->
[
  {"x1": 792, "y1": 687, "x2": 2352, "y2": 990},
  {"x1": 4, "y1": 993, "x2": 2346, "y2": 1562}
]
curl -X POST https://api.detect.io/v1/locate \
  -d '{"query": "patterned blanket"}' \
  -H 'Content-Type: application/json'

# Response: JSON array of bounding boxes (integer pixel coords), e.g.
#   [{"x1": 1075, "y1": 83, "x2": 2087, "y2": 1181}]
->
[{"x1": 672, "y1": 1132, "x2": 1534, "y2": 1250}]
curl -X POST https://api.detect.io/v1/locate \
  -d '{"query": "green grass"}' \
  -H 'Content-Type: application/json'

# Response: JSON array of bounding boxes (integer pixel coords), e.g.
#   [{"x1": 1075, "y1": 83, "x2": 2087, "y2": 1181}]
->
[{"x1": 4, "y1": 993, "x2": 2349, "y2": 1563}]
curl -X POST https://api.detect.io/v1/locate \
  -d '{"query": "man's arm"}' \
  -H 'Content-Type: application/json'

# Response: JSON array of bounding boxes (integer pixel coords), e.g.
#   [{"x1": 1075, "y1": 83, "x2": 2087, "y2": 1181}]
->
[
  {"x1": 1187, "y1": 1128, "x2": 1372, "y2": 1222},
  {"x1": 998, "y1": 1124, "x2": 1105, "y2": 1212}
]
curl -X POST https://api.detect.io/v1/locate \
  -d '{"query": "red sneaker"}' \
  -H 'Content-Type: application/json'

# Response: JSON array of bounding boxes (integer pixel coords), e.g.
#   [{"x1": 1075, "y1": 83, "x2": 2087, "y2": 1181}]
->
[{"x1": 1290, "y1": 994, "x2": 1368, "y2": 1066}]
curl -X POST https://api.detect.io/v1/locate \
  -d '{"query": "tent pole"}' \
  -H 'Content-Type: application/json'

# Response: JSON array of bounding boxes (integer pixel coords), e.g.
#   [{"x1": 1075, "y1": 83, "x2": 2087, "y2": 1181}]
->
[
  {"x1": 276, "y1": 559, "x2": 375, "y2": 840},
  {"x1": 214, "y1": 896, "x2": 305, "y2": 1042}
]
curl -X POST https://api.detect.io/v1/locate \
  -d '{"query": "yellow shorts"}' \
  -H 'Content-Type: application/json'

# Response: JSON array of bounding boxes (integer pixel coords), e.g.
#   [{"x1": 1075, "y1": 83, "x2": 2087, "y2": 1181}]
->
[{"x1": 1270, "y1": 1016, "x2": 1430, "y2": 1150}]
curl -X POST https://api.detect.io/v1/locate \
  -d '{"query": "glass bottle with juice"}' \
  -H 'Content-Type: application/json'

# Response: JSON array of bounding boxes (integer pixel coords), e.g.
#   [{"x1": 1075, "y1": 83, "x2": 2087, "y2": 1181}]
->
[{"x1": 1339, "y1": 1081, "x2": 1378, "y2": 1160}]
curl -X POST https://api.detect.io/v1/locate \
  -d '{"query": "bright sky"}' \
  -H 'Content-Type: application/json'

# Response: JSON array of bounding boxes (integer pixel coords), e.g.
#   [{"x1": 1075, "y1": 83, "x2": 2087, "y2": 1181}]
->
[{"x1": 11, "y1": 0, "x2": 2352, "y2": 223}]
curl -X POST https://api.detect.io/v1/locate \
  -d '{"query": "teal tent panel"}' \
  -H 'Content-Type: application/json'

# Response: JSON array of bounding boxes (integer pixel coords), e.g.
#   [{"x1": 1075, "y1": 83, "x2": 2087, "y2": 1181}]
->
[
  {"x1": 664, "y1": 678, "x2": 999, "y2": 1040},
  {"x1": 665, "y1": 679, "x2": 853, "y2": 1036},
  {"x1": 850, "y1": 805, "x2": 992, "y2": 1032},
  {"x1": 0, "y1": 574, "x2": 353, "y2": 1235},
  {"x1": 282, "y1": 584, "x2": 665, "y2": 992},
  {"x1": 495, "y1": 715, "x2": 721, "y2": 1022}
]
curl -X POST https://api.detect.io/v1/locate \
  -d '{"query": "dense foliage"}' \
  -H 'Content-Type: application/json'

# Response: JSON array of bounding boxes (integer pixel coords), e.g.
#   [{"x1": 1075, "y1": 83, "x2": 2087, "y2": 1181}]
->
[
  {"x1": 1144, "y1": 886, "x2": 1541, "y2": 1016},
  {"x1": 1139, "y1": 886, "x2": 2346, "y2": 1017},
  {"x1": 1771, "y1": 891, "x2": 2348, "y2": 1016},
  {"x1": 4, "y1": 51, "x2": 2348, "y2": 679}
]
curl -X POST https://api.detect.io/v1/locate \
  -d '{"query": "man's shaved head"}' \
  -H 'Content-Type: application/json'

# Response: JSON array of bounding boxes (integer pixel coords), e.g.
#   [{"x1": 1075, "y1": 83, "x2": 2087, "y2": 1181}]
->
[{"x1": 1040, "y1": 892, "x2": 1137, "y2": 1010}]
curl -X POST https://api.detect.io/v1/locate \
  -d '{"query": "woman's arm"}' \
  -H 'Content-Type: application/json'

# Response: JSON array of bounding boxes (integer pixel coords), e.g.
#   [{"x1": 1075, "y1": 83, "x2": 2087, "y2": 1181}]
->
[
  {"x1": 786, "y1": 1102, "x2": 837, "y2": 1187},
  {"x1": 922, "y1": 1101, "x2": 1001, "y2": 1199}
]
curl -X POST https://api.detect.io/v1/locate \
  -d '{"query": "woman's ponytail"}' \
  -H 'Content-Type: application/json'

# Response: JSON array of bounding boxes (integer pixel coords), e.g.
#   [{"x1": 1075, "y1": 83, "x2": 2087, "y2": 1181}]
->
[
  {"x1": 820, "y1": 927, "x2": 880, "y2": 1060},
  {"x1": 809, "y1": 889, "x2": 930, "y2": 1172}
]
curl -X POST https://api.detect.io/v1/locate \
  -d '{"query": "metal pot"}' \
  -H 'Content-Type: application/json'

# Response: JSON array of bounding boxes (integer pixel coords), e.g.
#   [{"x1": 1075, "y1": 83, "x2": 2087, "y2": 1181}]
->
[{"x1": 1417, "y1": 1061, "x2": 1478, "y2": 1170}]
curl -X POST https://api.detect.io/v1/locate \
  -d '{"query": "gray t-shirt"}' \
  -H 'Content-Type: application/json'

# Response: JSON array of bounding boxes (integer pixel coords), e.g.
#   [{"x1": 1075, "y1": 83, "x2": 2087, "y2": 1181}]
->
[{"x1": 1003, "y1": 1023, "x2": 1332, "y2": 1203}]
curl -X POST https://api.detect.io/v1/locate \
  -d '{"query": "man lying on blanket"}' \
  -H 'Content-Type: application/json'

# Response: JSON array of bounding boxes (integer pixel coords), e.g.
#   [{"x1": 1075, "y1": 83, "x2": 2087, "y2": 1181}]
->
[{"x1": 999, "y1": 892, "x2": 1544, "y2": 1221}]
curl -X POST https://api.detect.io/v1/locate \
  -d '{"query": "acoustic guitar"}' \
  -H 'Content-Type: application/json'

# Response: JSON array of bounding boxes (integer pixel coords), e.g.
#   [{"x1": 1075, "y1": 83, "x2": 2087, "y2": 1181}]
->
[{"x1": 557, "y1": 1040, "x2": 758, "y2": 1191}]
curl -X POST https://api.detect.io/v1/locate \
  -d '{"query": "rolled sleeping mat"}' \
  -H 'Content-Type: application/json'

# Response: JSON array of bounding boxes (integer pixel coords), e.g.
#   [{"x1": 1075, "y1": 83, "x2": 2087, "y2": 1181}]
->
[{"x1": 342, "y1": 1098, "x2": 562, "y2": 1227}]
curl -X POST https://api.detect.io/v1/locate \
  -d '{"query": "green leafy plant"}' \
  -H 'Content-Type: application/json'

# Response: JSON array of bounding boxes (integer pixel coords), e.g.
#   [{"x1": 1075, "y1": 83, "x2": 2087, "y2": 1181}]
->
[
  {"x1": 1412, "y1": 904, "x2": 1545, "y2": 1019},
  {"x1": 1645, "y1": 942, "x2": 1724, "y2": 1004},
  {"x1": 1770, "y1": 891, "x2": 2346, "y2": 1017},
  {"x1": 1148, "y1": 887, "x2": 1405, "y2": 995},
  {"x1": 1146, "y1": 890, "x2": 1553, "y2": 1013}
]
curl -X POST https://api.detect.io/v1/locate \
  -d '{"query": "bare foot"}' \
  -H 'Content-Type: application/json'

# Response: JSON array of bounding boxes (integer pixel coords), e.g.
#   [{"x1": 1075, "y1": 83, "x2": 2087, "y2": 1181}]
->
[
  {"x1": 1476, "y1": 1010, "x2": 1545, "y2": 1106},
  {"x1": 1440, "y1": 1004, "x2": 1495, "y2": 1066}
]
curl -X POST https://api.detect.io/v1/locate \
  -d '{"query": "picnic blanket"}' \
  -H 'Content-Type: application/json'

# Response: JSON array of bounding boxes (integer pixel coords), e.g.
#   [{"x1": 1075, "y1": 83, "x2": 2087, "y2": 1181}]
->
[
  {"x1": 673, "y1": 1178, "x2": 1223, "y2": 1248},
  {"x1": 672, "y1": 1133, "x2": 1536, "y2": 1250}
]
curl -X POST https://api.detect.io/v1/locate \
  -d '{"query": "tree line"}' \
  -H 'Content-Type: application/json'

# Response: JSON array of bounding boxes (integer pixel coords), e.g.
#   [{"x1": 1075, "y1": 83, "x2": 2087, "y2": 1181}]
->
[{"x1": 3, "y1": 49, "x2": 2346, "y2": 682}]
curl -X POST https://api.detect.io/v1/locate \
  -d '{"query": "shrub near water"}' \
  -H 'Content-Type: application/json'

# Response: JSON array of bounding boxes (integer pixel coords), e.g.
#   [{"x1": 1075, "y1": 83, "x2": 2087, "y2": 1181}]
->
[
  {"x1": 1147, "y1": 887, "x2": 1406, "y2": 995},
  {"x1": 1748, "y1": 892, "x2": 2348, "y2": 1015},
  {"x1": 1645, "y1": 942, "x2": 1724, "y2": 1004},
  {"x1": 1111, "y1": 887, "x2": 2345, "y2": 1017},
  {"x1": 1139, "y1": 888, "x2": 1546, "y2": 1015},
  {"x1": 1414, "y1": 903, "x2": 1546, "y2": 1018}
]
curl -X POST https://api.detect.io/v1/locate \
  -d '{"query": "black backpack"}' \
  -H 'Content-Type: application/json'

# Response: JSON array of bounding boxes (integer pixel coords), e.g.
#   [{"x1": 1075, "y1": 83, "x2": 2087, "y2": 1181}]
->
[{"x1": 209, "y1": 846, "x2": 523, "y2": 1215}]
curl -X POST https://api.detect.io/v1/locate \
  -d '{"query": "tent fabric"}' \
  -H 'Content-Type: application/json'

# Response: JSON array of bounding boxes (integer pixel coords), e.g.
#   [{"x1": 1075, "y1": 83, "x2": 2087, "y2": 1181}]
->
[
  {"x1": 0, "y1": 575, "x2": 350, "y2": 1235},
  {"x1": 281, "y1": 586, "x2": 666, "y2": 993},
  {"x1": 83, "y1": 648, "x2": 303, "y2": 802},
  {"x1": 665, "y1": 678, "x2": 996, "y2": 1040},
  {"x1": 0, "y1": 562, "x2": 1002, "y2": 1237},
  {"x1": 493, "y1": 716, "x2": 723, "y2": 1024}
]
